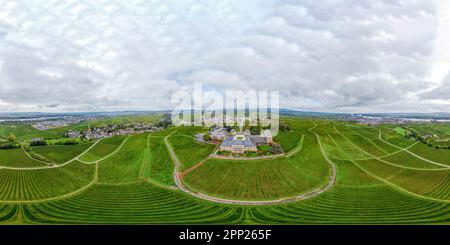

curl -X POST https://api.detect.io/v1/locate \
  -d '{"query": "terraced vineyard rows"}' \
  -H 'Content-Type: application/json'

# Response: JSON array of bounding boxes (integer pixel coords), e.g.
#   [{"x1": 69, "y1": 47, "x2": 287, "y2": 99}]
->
[
  {"x1": 0, "y1": 148, "x2": 47, "y2": 168},
  {"x1": 141, "y1": 136, "x2": 175, "y2": 187},
  {"x1": 0, "y1": 118, "x2": 448, "y2": 224},
  {"x1": 0, "y1": 161, "x2": 95, "y2": 201},
  {"x1": 183, "y1": 130, "x2": 331, "y2": 200},
  {"x1": 379, "y1": 150, "x2": 445, "y2": 169},
  {"x1": 355, "y1": 159, "x2": 449, "y2": 201},
  {"x1": 247, "y1": 160, "x2": 449, "y2": 224},
  {"x1": 335, "y1": 125, "x2": 396, "y2": 156},
  {"x1": 0, "y1": 158, "x2": 447, "y2": 224},
  {"x1": 313, "y1": 124, "x2": 370, "y2": 160},
  {"x1": 168, "y1": 135, "x2": 216, "y2": 171},
  {"x1": 21, "y1": 183, "x2": 245, "y2": 224},
  {"x1": 97, "y1": 134, "x2": 148, "y2": 184},
  {"x1": 407, "y1": 143, "x2": 450, "y2": 166},
  {"x1": 33, "y1": 143, "x2": 94, "y2": 164},
  {"x1": 78, "y1": 136, "x2": 127, "y2": 163}
]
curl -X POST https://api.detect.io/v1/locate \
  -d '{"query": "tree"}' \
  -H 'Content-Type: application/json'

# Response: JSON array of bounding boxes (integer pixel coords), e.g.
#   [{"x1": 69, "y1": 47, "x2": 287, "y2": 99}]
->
[
  {"x1": 30, "y1": 139, "x2": 47, "y2": 146},
  {"x1": 250, "y1": 125, "x2": 261, "y2": 135},
  {"x1": 7, "y1": 134, "x2": 16, "y2": 142},
  {"x1": 203, "y1": 133, "x2": 211, "y2": 141}
]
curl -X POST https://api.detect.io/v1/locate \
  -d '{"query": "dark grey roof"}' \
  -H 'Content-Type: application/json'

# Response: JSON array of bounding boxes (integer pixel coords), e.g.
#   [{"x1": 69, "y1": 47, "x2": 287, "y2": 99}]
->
[
  {"x1": 221, "y1": 136, "x2": 255, "y2": 148},
  {"x1": 250, "y1": 136, "x2": 267, "y2": 144}
]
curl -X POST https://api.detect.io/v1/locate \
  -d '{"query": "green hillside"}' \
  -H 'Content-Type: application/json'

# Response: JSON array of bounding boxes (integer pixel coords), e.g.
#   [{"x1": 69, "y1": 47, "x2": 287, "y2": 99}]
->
[{"x1": 0, "y1": 116, "x2": 448, "y2": 224}]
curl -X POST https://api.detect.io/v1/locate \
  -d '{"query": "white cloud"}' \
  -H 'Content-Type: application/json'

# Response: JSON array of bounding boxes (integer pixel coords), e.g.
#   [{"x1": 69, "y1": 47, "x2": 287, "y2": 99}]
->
[{"x1": 0, "y1": 0, "x2": 447, "y2": 113}]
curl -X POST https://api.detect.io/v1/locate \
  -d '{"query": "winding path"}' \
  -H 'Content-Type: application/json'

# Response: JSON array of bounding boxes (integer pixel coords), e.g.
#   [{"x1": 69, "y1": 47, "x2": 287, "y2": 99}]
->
[
  {"x1": 0, "y1": 139, "x2": 104, "y2": 170},
  {"x1": 334, "y1": 126, "x2": 449, "y2": 171},
  {"x1": 164, "y1": 126, "x2": 337, "y2": 206},
  {"x1": 0, "y1": 162, "x2": 99, "y2": 204},
  {"x1": 376, "y1": 129, "x2": 450, "y2": 168},
  {"x1": 76, "y1": 136, "x2": 131, "y2": 164}
]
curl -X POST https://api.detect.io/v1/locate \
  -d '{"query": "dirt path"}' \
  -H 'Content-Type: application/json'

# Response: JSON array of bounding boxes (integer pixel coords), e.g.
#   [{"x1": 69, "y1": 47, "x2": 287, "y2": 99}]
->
[
  {"x1": 76, "y1": 136, "x2": 130, "y2": 164},
  {"x1": 20, "y1": 144, "x2": 54, "y2": 166},
  {"x1": 164, "y1": 125, "x2": 337, "y2": 206},
  {"x1": 0, "y1": 139, "x2": 104, "y2": 171},
  {"x1": 334, "y1": 126, "x2": 448, "y2": 171},
  {"x1": 0, "y1": 162, "x2": 99, "y2": 204},
  {"x1": 377, "y1": 130, "x2": 450, "y2": 168}
]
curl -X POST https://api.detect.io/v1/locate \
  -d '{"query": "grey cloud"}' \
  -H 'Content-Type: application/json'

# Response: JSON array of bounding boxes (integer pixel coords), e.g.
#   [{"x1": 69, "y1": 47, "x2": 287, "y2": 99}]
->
[{"x1": 0, "y1": 0, "x2": 447, "y2": 112}]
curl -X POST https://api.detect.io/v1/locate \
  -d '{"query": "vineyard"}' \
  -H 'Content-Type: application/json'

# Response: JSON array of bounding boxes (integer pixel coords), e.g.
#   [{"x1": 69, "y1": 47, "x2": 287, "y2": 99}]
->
[
  {"x1": 0, "y1": 117, "x2": 448, "y2": 224},
  {"x1": 32, "y1": 143, "x2": 94, "y2": 164},
  {"x1": 0, "y1": 148, "x2": 48, "y2": 168},
  {"x1": 183, "y1": 129, "x2": 331, "y2": 200}
]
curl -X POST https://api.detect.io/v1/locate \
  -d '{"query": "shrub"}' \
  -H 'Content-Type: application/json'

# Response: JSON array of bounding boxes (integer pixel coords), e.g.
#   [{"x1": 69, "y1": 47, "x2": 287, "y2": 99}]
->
[
  {"x1": 7, "y1": 134, "x2": 16, "y2": 142},
  {"x1": 270, "y1": 143, "x2": 284, "y2": 154},
  {"x1": 203, "y1": 133, "x2": 211, "y2": 141},
  {"x1": 30, "y1": 139, "x2": 47, "y2": 146},
  {"x1": 0, "y1": 142, "x2": 20, "y2": 149}
]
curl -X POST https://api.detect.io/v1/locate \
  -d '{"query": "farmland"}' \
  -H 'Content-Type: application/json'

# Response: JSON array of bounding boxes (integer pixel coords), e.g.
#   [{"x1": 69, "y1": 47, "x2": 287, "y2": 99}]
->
[
  {"x1": 32, "y1": 143, "x2": 94, "y2": 164},
  {"x1": 78, "y1": 136, "x2": 127, "y2": 163},
  {"x1": 182, "y1": 128, "x2": 331, "y2": 200},
  {"x1": 0, "y1": 123, "x2": 58, "y2": 140},
  {"x1": 0, "y1": 116, "x2": 448, "y2": 224},
  {"x1": 0, "y1": 148, "x2": 47, "y2": 168}
]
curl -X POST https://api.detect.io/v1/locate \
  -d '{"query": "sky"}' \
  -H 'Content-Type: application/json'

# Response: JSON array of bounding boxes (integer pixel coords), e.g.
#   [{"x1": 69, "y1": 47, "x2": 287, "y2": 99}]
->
[{"x1": 0, "y1": 0, "x2": 449, "y2": 113}]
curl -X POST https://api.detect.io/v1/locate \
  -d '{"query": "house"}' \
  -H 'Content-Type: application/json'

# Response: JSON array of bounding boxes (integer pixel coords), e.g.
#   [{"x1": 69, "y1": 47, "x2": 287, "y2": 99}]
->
[
  {"x1": 210, "y1": 127, "x2": 228, "y2": 140},
  {"x1": 216, "y1": 128, "x2": 274, "y2": 155},
  {"x1": 219, "y1": 134, "x2": 257, "y2": 154},
  {"x1": 66, "y1": 131, "x2": 81, "y2": 138},
  {"x1": 244, "y1": 129, "x2": 251, "y2": 136},
  {"x1": 261, "y1": 129, "x2": 273, "y2": 144},
  {"x1": 230, "y1": 129, "x2": 237, "y2": 135},
  {"x1": 30, "y1": 138, "x2": 44, "y2": 143}
]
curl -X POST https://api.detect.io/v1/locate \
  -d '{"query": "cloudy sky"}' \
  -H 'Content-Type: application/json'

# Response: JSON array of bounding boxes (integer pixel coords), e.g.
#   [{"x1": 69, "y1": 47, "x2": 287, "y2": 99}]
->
[{"x1": 0, "y1": 0, "x2": 449, "y2": 113}]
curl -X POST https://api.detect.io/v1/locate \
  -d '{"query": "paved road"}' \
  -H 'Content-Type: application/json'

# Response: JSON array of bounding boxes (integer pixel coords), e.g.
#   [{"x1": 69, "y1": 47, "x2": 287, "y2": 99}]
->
[{"x1": 164, "y1": 126, "x2": 336, "y2": 206}]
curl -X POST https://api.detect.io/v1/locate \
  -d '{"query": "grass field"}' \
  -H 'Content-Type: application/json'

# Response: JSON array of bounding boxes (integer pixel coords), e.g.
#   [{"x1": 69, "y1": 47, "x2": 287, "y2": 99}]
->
[{"x1": 0, "y1": 116, "x2": 448, "y2": 224}]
